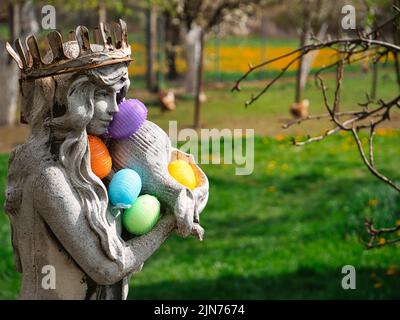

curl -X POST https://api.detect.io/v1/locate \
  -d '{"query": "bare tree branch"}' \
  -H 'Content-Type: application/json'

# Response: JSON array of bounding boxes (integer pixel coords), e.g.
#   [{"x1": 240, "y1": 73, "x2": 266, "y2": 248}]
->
[
  {"x1": 361, "y1": 219, "x2": 400, "y2": 249},
  {"x1": 351, "y1": 128, "x2": 400, "y2": 192}
]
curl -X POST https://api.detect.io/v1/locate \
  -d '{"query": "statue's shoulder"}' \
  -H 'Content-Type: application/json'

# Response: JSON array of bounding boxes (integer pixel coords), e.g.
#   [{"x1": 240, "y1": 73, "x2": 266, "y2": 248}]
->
[
  {"x1": 35, "y1": 165, "x2": 68, "y2": 190},
  {"x1": 8, "y1": 143, "x2": 50, "y2": 184},
  {"x1": 9, "y1": 141, "x2": 53, "y2": 173},
  {"x1": 33, "y1": 164, "x2": 80, "y2": 213}
]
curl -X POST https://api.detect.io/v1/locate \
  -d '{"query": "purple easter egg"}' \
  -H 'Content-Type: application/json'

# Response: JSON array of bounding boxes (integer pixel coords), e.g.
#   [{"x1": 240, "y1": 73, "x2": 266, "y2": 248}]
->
[{"x1": 108, "y1": 99, "x2": 148, "y2": 139}]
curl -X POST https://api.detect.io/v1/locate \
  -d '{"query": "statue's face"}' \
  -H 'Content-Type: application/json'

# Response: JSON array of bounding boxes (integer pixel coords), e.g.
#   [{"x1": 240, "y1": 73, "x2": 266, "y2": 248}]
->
[
  {"x1": 87, "y1": 81, "x2": 127, "y2": 136},
  {"x1": 87, "y1": 87, "x2": 118, "y2": 135}
]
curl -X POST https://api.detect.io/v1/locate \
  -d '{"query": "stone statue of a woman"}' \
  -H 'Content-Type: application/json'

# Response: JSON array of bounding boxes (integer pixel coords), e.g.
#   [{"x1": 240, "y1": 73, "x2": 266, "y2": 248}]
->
[{"x1": 4, "y1": 21, "x2": 206, "y2": 299}]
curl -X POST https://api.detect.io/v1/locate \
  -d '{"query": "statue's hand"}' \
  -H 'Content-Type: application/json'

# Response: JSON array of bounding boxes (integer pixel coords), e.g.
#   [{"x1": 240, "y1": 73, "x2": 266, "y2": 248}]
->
[
  {"x1": 192, "y1": 223, "x2": 204, "y2": 241},
  {"x1": 173, "y1": 187, "x2": 205, "y2": 241},
  {"x1": 175, "y1": 221, "x2": 204, "y2": 241}
]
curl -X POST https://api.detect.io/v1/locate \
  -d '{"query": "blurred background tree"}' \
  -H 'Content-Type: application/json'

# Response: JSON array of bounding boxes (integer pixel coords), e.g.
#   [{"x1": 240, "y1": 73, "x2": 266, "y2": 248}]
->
[{"x1": 0, "y1": 0, "x2": 38, "y2": 125}]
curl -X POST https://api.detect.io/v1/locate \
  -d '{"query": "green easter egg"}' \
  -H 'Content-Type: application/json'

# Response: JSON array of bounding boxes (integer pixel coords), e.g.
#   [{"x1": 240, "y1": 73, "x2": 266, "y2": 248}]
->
[{"x1": 122, "y1": 195, "x2": 161, "y2": 235}]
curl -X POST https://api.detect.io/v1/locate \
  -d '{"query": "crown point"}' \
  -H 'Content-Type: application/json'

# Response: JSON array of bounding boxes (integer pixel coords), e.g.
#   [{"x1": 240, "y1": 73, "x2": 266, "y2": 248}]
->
[
  {"x1": 48, "y1": 31, "x2": 67, "y2": 62},
  {"x1": 14, "y1": 38, "x2": 30, "y2": 69},
  {"x1": 112, "y1": 22, "x2": 123, "y2": 49},
  {"x1": 26, "y1": 35, "x2": 43, "y2": 68},
  {"x1": 76, "y1": 26, "x2": 92, "y2": 56},
  {"x1": 6, "y1": 42, "x2": 23, "y2": 69},
  {"x1": 14, "y1": 38, "x2": 29, "y2": 69},
  {"x1": 99, "y1": 22, "x2": 113, "y2": 50},
  {"x1": 119, "y1": 19, "x2": 128, "y2": 48}
]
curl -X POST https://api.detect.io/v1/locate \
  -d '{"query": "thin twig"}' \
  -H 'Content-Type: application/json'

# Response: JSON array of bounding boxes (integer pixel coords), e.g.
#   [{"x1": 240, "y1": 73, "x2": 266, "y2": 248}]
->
[
  {"x1": 351, "y1": 128, "x2": 400, "y2": 192},
  {"x1": 282, "y1": 111, "x2": 368, "y2": 129},
  {"x1": 369, "y1": 124, "x2": 376, "y2": 167},
  {"x1": 362, "y1": 219, "x2": 400, "y2": 249},
  {"x1": 244, "y1": 54, "x2": 303, "y2": 107}
]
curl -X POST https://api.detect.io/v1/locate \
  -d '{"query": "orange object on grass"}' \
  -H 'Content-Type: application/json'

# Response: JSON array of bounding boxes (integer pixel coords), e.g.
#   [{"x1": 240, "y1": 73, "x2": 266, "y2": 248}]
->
[{"x1": 88, "y1": 135, "x2": 112, "y2": 179}]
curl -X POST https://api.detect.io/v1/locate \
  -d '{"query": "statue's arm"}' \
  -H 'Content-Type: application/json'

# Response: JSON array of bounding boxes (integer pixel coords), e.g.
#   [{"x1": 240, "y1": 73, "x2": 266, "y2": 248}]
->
[
  {"x1": 124, "y1": 214, "x2": 176, "y2": 273},
  {"x1": 33, "y1": 166, "x2": 176, "y2": 285}
]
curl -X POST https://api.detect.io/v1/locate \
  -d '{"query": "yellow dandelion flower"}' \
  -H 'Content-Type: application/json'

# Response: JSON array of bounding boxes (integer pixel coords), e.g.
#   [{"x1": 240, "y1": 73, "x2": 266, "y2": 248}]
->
[
  {"x1": 374, "y1": 282, "x2": 382, "y2": 289},
  {"x1": 368, "y1": 199, "x2": 378, "y2": 207},
  {"x1": 375, "y1": 128, "x2": 387, "y2": 136},
  {"x1": 281, "y1": 163, "x2": 289, "y2": 171},
  {"x1": 386, "y1": 265, "x2": 398, "y2": 276},
  {"x1": 266, "y1": 160, "x2": 276, "y2": 170},
  {"x1": 378, "y1": 238, "x2": 386, "y2": 245},
  {"x1": 128, "y1": 44, "x2": 395, "y2": 77},
  {"x1": 265, "y1": 186, "x2": 277, "y2": 193},
  {"x1": 275, "y1": 134, "x2": 285, "y2": 142}
]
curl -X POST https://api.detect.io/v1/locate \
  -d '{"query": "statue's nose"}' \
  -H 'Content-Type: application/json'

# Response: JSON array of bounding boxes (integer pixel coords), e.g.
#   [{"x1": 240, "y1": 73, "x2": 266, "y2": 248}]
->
[{"x1": 109, "y1": 99, "x2": 119, "y2": 115}]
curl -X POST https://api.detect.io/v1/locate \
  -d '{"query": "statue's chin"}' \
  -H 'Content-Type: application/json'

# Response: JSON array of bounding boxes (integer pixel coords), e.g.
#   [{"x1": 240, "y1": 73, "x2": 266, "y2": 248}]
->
[{"x1": 87, "y1": 122, "x2": 109, "y2": 136}]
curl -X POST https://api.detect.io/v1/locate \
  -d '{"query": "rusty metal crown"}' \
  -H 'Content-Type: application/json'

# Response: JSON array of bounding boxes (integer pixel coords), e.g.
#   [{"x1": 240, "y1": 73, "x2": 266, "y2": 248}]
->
[{"x1": 6, "y1": 19, "x2": 132, "y2": 80}]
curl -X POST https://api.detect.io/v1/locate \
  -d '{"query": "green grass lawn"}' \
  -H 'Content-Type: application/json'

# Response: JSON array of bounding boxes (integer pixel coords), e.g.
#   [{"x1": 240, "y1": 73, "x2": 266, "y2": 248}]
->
[{"x1": 1, "y1": 132, "x2": 400, "y2": 299}]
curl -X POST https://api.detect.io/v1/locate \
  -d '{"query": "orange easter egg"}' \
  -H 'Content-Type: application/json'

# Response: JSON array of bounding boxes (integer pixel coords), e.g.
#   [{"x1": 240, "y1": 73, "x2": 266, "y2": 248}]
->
[
  {"x1": 168, "y1": 160, "x2": 197, "y2": 190},
  {"x1": 88, "y1": 135, "x2": 112, "y2": 179}
]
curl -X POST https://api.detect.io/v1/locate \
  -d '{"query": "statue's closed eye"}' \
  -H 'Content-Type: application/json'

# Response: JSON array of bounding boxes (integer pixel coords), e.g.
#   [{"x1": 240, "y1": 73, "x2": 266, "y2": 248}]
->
[{"x1": 95, "y1": 89, "x2": 110, "y2": 98}]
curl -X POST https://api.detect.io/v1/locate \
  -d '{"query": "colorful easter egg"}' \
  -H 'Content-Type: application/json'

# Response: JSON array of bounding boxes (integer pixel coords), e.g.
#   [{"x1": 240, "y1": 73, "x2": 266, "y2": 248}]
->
[
  {"x1": 108, "y1": 99, "x2": 148, "y2": 139},
  {"x1": 168, "y1": 159, "x2": 197, "y2": 190},
  {"x1": 122, "y1": 194, "x2": 161, "y2": 235},
  {"x1": 88, "y1": 135, "x2": 112, "y2": 179},
  {"x1": 108, "y1": 169, "x2": 142, "y2": 208}
]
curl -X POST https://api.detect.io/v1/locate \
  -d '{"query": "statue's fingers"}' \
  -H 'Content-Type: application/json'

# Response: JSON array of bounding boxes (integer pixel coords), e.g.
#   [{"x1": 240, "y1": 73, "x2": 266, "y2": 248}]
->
[{"x1": 192, "y1": 224, "x2": 204, "y2": 241}]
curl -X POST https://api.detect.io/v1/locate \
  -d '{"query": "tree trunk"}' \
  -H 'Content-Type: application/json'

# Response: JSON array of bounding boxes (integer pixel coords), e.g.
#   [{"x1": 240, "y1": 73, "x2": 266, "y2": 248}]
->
[
  {"x1": 157, "y1": 13, "x2": 166, "y2": 90},
  {"x1": 10, "y1": 2, "x2": 21, "y2": 39},
  {"x1": 0, "y1": 47, "x2": 19, "y2": 126},
  {"x1": 98, "y1": 0, "x2": 107, "y2": 24},
  {"x1": 394, "y1": 54, "x2": 400, "y2": 92},
  {"x1": 21, "y1": 0, "x2": 39, "y2": 35},
  {"x1": 183, "y1": 24, "x2": 202, "y2": 96},
  {"x1": 146, "y1": 6, "x2": 158, "y2": 92},
  {"x1": 0, "y1": 0, "x2": 39, "y2": 126},
  {"x1": 371, "y1": 62, "x2": 378, "y2": 100},
  {"x1": 299, "y1": 23, "x2": 328, "y2": 90},
  {"x1": 164, "y1": 11, "x2": 179, "y2": 80},
  {"x1": 214, "y1": 25, "x2": 221, "y2": 82},
  {"x1": 295, "y1": 1, "x2": 311, "y2": 103},
  {"x1": 260, "y1": 12, "x2": 268, "y2": 70},
  {"x1": 193, "y1": 29, "x2": 204, "y2": 129},
  {"x1": 393, "y1": 0, "x2": 400, "y2": 92},
  {"x1": 0, "y1": 2, "x2": 21, "y2": 126}
]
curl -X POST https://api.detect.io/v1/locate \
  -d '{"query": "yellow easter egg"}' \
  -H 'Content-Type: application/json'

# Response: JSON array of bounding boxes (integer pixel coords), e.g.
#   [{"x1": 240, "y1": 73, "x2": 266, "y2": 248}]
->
[{"x1": 168, "y1": 160, "x2": 197, "y2": 190}]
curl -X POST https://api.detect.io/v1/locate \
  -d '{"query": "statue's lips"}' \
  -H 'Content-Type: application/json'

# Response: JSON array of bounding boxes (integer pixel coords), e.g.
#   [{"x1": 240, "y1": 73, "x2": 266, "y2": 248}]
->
[{"x1": 100, "y1": 118, "x2": 113, "y2": 123}]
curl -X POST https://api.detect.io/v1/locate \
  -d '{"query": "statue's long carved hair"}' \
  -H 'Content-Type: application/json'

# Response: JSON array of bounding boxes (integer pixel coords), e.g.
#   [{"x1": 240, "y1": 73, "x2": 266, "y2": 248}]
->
[
  {"x1": 5, "y1": 55, "x2": 129, "y2": 272},
  {"x1": 55, "y1": 65, "x2": 129, "y2": 269}
]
